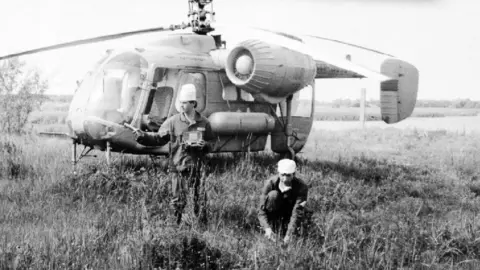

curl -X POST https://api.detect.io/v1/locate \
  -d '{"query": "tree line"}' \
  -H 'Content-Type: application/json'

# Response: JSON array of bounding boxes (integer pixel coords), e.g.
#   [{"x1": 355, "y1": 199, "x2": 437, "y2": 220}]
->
[{"x1": 328, "y1": 98, "x2": 480, "y2": 109}]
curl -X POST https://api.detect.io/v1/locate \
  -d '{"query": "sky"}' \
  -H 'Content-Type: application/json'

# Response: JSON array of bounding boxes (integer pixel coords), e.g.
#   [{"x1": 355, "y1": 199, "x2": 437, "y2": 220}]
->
[{"x1": 0, "y1": 0, "x2": 479, "y2": 101}]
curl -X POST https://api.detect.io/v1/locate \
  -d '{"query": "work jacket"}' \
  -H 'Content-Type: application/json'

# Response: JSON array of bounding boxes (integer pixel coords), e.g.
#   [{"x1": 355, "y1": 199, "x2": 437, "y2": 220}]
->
[
  {"x1": 258, "y1": 175, "x2": 308, "y2": 236},
  {"x1": 136, "y1": 111, "x2": 215, "y2": 172}
]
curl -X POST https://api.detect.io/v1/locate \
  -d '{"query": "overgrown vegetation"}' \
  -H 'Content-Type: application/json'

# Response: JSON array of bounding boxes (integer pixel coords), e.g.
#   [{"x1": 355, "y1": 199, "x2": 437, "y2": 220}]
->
[
  {"x1": 0, "y1": 58, "x2": 48, "y2": 133},
  {"x1": 1, "y1": 127, "x2": 480, "y2": 269}
]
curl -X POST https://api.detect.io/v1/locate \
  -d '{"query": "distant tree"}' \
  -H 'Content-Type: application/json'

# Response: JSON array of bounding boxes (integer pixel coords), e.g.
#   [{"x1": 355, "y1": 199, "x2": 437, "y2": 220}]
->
[
  {"x1": 350, "y1": 98, "x2": 371, "y2": 108},
  {"x1": 332, "y1": 98, "x2": 353, "y2": 108},
  {"x1": 327, "y1": 98, "x2": 480, "y2": 109},
  {"x1": 452, "y1": 99, "x2": 470, "y2": 108},
  {"x1": 413, "y1": 100, "x2": 451, "y2": 108},
  {"x1": 463, "y1": 100, "x2": 476, "y2": 109},
  {"x1": 0, "y1": 58, "x2": 48, "y2": 133}
]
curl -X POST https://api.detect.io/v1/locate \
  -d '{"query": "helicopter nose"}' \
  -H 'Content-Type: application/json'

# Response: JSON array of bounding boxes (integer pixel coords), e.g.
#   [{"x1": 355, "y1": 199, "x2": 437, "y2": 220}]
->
[
  {"x1": 84, "y1": 122, "x2": 112, "y2": 140},
  {"x1": 235, "y1": 54, "x2": 254, "y2": 76},
  {"x1": 83, "y1": 116, "x2": 122, "y2": 140}
]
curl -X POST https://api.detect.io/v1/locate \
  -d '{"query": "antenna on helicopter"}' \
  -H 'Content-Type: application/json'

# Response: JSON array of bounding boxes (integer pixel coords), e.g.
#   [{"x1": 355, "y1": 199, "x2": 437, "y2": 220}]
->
[{"x1": 188, "y1": 0, "x2": 215, "y2": 35}]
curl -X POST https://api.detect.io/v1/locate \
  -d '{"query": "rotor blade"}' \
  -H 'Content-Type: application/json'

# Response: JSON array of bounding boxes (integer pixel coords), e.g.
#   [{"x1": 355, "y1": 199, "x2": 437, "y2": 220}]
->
[
  {"x1": 306, "y1": 35, "x2": 395, "y2": 58},
  {"x1": 312, "y1": 58, "x2": 391, "y2": 81},
  {"x1": 250, "y1": 27, "x2": 394, "y2": 58},
  {"x1": 0, "y1": 25, "x2": 187, "y2": 60},
  {"x1": 254, "y1": 28, "x2": 393, "y2": 81},
  {"x1": 299, "y1": 35, "x2": 395, "y2": 81}
]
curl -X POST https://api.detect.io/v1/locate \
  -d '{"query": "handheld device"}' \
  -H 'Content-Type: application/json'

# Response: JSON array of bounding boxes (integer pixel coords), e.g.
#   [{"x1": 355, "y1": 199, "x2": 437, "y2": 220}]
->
[{"x1": 182, "y1": 130, "x2": 204, "y2": 147}]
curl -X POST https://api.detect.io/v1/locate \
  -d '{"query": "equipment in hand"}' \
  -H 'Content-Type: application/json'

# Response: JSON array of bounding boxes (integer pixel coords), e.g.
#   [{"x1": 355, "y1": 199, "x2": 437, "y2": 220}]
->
[{"x1": 181, "y1": 131, "x2": 204, "y2": 147}]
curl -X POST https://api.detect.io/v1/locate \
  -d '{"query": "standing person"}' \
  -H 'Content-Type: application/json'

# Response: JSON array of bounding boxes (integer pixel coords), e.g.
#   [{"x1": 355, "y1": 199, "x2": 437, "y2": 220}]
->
[
  {"x1": 258, "y1": 159, "x2": 308, "y2": 244},
  {"x1": 133, "y1": 83, "x2": 215, "y2": 223}
]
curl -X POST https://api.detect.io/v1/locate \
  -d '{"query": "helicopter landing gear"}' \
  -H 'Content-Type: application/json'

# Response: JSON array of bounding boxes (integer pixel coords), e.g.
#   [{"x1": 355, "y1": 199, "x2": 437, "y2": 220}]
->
[
  {"x1": 71, "y1": 140, "x2": 77, "y2": 175},
  {"x1": 285, "y1": 95, "x2": 296, "y2": 160},
  {"x1": 71, "y1": 141, "x2": 96, "y2": 174},
  {"x1": 106, "y1": 141, "x2": 112, "y2": 167}
]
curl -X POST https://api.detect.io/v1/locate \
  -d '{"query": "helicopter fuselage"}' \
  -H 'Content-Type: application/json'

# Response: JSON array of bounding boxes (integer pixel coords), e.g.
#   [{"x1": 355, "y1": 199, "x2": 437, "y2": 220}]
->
[{"x1": 66, "y1": 31, "x2": 315, "y2": 156}]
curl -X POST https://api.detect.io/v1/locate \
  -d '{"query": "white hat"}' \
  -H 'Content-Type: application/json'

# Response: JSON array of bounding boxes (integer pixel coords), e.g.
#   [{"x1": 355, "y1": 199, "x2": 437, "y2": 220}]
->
[
  {"x1": 178, "y1": 84, "x2": 197, "y2": 102},
  {"x1": 278, "y1": 159, "x2": 296, "y2": 174}
]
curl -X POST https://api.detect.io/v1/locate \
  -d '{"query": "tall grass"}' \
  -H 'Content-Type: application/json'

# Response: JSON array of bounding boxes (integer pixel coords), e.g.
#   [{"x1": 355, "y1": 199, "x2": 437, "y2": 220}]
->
[{"x1": 1, "y1": 128, "x2": 480, "y2": 269}]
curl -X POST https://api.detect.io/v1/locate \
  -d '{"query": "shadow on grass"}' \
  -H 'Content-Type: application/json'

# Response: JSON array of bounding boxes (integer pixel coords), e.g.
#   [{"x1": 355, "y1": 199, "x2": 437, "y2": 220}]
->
[
  {"x1": 144, "y1": 232, "x2": 239, "y2": 270},
  {"x1": 299, "y1": 155, "x2": 433, "y2": 185}
]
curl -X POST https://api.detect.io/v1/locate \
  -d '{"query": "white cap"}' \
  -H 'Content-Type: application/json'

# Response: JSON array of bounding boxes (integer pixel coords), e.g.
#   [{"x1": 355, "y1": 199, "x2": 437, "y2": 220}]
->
[
  {"x1": 178, "y1": 84, "x2": 197, "y2": 102},
  {"x1": 278, "y1": 159, "x2": 296, "y2": 174}
]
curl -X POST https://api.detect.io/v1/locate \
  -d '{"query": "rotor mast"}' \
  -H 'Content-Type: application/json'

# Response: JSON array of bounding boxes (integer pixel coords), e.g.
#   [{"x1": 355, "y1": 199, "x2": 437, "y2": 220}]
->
[{"x1": 188, "y1": 0, "x2": 215, "y2": 35}]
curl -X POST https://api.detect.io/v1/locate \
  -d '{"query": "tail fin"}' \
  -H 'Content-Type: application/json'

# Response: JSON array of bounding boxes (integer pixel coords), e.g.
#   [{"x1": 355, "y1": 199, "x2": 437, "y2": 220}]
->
[{"x1": 380, "y1": 59, "x2": 419, "y2": 123}]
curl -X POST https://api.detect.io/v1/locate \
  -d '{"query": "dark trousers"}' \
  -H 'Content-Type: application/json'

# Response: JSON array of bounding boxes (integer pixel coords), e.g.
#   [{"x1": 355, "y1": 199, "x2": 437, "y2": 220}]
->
[
  {"x1": 171, "y1": 167, "x2": 205, "y2": 223},
  {"x1": 263, "y1": 190, "x2": 305, "y2": 236}
]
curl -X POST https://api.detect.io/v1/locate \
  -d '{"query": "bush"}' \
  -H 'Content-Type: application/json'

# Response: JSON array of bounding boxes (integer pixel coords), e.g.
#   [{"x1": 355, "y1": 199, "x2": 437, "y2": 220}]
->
[
  {"x1": 0, "y1": 58, "x2": 48, "y2": 133},
  {"x1": 0, "y1": 139, "x2": 35, "y2": 180}
]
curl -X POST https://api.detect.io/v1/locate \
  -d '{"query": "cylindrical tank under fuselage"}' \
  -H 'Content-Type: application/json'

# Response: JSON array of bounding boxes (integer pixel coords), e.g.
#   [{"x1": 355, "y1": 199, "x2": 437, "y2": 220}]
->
[{"x1": 208, "y1": 112, "x2": 276, "y2": 135}]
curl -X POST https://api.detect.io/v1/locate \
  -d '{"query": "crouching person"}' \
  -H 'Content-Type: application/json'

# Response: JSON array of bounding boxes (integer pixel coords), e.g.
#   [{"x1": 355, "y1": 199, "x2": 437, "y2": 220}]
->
[{"x1": 258, "y1": 159, "x2": 308, "y2": 244}]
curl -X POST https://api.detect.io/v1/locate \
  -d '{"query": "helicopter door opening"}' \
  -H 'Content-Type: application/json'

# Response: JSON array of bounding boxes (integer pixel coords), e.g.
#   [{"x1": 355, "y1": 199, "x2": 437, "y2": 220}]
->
[
  {"x1": 271, "y1": 84, "x2": 315, "y2": 154},
  {"x1": 142, "y1": 86, "x2": 174, "y2": 131},
  {"x1": 138, "y1": 70, "x2": 206, "y2": 132},
  {"x1": 173, "y1": 72, "x2": 206, "y2": 114}
]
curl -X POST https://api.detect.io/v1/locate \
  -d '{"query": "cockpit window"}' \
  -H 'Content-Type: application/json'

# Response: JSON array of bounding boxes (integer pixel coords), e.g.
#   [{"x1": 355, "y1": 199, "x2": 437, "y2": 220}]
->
[{"x1": 84, "y1": 52, "x2": 148, "y2": 124}]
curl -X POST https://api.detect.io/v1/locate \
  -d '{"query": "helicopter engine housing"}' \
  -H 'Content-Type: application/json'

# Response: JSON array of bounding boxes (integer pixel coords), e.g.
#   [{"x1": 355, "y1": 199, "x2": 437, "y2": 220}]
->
[{"x1": 225, "y1": 40, "x2": 316, "y2": 103}]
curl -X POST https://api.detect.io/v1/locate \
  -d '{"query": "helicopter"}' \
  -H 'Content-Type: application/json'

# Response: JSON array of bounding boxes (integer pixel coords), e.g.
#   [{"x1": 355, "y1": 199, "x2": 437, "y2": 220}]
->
[{"x1": 0, "y1": 0, "x2": 419, "y2": 171}]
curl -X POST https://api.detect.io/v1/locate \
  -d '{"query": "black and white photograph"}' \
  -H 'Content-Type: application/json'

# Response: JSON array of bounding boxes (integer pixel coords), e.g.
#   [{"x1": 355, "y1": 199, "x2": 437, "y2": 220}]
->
[{"x1": 1, "y1": 0, "x2": 479, "y2": 269}]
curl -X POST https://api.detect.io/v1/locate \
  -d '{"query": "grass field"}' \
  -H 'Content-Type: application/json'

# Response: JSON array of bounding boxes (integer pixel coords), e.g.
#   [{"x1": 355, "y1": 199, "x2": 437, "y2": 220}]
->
[
  {"x1": 3, "y1": 97, "x2": 480, "y2": 268},
  {"x1": 2, "y1": 122, "x2": 480, "y2": 269}
]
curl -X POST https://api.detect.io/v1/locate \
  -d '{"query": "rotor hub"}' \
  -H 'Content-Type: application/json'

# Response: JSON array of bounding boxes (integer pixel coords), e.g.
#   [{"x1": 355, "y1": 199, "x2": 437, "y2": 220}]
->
[{"x1": 188, "y1": 0, "x2": 216, "y2": 35}]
